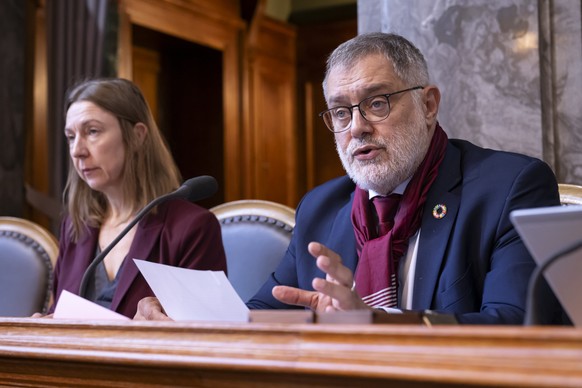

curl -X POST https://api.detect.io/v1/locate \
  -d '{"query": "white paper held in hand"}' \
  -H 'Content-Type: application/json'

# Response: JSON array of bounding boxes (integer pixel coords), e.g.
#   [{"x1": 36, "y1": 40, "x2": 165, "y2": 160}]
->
[{"x1": 133, "y1": 259, "x2": 250, "y2": 322}]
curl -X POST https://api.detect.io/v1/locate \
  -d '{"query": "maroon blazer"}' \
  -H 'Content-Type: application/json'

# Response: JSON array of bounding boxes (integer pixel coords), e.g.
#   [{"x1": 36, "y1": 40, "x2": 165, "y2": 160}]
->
[{"x1": 50, "y1": 199, "x2": 227, "y2": 318}]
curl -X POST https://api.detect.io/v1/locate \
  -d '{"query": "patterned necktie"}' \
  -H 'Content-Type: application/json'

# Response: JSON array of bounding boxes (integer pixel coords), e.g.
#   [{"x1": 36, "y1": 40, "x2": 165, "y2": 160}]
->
[{"x1": 372, "y1": 194, "x2": 402, "y2": 237}]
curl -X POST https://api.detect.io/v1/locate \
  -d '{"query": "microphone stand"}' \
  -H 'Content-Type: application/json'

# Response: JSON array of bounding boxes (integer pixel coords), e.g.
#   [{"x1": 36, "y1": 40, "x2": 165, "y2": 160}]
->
[
  {"x1": 77, "y1": 175, "x2": 217, "y2": 299},
  {"x1": 524, "y1": 238, "x2": 582, "y2": 325},
  {"x1": 78, "y1": 191, "x2": 179, "y2": 299}
]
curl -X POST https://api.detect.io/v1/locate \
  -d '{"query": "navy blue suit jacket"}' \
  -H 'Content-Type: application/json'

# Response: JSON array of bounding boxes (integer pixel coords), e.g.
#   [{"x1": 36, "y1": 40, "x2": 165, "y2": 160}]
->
[{"x1": 248, "y1": 139, "x2": 563, "y2": 324}]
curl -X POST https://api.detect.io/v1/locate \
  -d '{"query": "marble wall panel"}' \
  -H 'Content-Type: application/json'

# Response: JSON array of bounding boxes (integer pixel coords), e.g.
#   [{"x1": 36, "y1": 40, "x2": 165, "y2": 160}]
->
[
  {"x1": 358, "y1": 0, "x2": 582, "y2": 184},
  {"x1": 550, "y1": 1, "x2": 582, "y2": 183}
]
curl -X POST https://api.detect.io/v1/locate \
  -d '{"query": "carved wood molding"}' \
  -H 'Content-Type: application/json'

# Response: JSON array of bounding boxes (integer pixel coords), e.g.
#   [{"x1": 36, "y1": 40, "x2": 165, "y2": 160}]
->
[
  {"x1": 0, "y1": 318, "x2": 581, "y2": 387},
  {"x1": 118, "y1": 0, "x2": 245, "y2": 201}
]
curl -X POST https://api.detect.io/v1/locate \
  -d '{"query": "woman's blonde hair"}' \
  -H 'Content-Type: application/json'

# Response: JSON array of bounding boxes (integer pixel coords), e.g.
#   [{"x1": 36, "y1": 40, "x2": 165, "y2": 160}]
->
[{"x1": 64, "y1": 78, "x2": 182, "y2": 241}]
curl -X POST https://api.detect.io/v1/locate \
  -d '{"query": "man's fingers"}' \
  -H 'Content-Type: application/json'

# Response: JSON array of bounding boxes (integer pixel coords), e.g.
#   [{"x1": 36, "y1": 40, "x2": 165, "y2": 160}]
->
[
  {"x1": 312, "y1": 277, "x2": 349, "y2": 301},
  {"x1": 276, "y1": 242, "x2": 364, "y2": 313},
  {"x1": 312, "y1": 277, "x2": 368, "y2": 311},
  {"x1": 272, "y1": 285, "x2": 318, "y2": 309},
  {"x1": 308, "y1": 241, "x2": 339, "y2": 261},
  {"x1": 308, "y1": 242, "x2": 354, "y2": 289}
]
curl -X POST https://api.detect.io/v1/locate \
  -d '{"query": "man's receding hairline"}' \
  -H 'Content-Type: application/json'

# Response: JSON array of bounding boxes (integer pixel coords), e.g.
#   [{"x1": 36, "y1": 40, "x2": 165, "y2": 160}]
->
[{"x1": 323, "y1": 53, "x2": 401, "y2": 98}]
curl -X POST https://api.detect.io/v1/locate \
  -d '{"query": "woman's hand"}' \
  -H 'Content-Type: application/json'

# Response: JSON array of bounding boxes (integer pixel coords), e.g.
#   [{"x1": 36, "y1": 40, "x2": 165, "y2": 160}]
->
[{"x1": 134, "y1": 297, "x2": 172, "y2": 320}]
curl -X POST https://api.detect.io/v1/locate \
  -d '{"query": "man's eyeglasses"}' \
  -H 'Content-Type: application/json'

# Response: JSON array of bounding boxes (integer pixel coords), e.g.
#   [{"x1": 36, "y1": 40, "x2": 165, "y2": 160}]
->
[{"x1": 318, "y1": 86, "x2": 425, "y2": 133}]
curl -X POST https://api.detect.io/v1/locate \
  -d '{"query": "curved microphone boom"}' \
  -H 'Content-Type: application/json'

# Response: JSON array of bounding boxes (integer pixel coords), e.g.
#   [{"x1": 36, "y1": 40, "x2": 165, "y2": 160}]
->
[{"x1": 78, "y1": 175, "x2": 218, "y2": 299}]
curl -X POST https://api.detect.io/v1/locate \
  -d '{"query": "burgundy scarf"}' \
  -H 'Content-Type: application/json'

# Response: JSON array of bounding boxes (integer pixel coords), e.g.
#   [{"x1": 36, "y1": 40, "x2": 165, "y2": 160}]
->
[{"x1": 350, "y1": 123, "x2": 448, "y2": 307}]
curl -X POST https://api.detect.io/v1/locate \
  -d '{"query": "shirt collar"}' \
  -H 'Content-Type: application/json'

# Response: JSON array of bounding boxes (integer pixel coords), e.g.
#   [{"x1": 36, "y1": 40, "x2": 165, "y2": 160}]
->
[{"x1": 368, "y1": 177, "x2": 411, "y2": 200}]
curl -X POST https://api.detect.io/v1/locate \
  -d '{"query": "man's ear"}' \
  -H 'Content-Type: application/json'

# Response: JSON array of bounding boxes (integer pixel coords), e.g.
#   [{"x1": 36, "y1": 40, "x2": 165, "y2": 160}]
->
[
  {"x1": 134, "y1": 123, "x2": 148, "y2": 145},
  {"x1": 423, "y1": 85, "x2": 440, "y2": 127}
]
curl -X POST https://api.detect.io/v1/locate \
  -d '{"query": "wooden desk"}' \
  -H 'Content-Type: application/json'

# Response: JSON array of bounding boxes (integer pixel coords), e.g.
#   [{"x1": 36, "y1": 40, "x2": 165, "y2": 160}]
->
[{"x1": 0, "y1": 318, "x2": 581, "y2": 387}]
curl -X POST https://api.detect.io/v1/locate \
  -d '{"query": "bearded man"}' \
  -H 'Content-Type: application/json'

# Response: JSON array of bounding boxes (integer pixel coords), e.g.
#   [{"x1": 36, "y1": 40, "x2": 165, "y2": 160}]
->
[
  {"x1": 136, "y1": 32, "x2": 563, "y2": 324},
  {"x1": 245, "y1": 32, "x2": 562, "y2": 325}
]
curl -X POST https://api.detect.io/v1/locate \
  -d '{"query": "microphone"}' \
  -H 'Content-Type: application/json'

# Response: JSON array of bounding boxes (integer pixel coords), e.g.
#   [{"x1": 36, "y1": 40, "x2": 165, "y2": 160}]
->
[
  {"x1": 77, "y1": 175, "x2": 218, "y2": 299},
  {"x1": 524, "y1": 237, "x2": 582, "y2": 325}
]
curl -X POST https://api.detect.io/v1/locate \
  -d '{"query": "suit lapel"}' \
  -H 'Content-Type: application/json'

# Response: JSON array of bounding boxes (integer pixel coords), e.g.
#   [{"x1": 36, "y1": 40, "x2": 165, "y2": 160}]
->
[
  {"x1": 331, "y1": 194, "x2": 358, "y2": 272},
  {"x1": 110, "y1": 208, "x2": 165, "y2": 310},
  {"x1": 412, "y1": 143, "x2": 462, "y2": 310},
  {"x1": 73, "y1": 227, "x2": 99, "y2": 294}
]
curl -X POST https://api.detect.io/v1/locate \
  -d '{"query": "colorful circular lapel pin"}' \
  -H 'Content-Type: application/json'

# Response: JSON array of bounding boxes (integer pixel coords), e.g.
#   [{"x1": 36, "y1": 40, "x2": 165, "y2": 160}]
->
[{"x1": 432, "y1": 204, "x2": 447, "y2": 219}]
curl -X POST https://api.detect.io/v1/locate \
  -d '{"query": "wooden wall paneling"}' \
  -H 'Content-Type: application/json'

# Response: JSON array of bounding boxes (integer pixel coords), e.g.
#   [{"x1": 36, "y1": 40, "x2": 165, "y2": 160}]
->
[
  {"x1": 121, "y1": 0, "x2": 243, "y2": 53},
  {"x1": 131, "y1": 46, "x2": 160, "y2": 121},
  {"x1": 246, "y1": 12, "x2": 298, "y2": 206},
  {"x1": 222, "y1": 36, "x2": 245, "y2": 202},
  {"x1": 117, "y1": 4, "x2": 133, "y2": 80},
  {"x1": 296, "y1": 19, "x2": 357, "y2": 191},
  {"x1": 118, "y1": 0, "x2": 245, "y2": 201},
  {"x1": 304, "y1": 81, "x2": 342, "y2": 189},
  {"x1": 28, "y1": 1, "x2": 50, "y2": 227},
  {"x1": 304, "y1": 81, "x2": 316, "y2": 189}
]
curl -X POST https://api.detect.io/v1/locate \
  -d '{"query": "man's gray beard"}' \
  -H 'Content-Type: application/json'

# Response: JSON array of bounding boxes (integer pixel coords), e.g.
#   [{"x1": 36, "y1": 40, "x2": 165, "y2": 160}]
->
[{"x1": 335, "y1": 120, "x2": 431, "y2": 195}]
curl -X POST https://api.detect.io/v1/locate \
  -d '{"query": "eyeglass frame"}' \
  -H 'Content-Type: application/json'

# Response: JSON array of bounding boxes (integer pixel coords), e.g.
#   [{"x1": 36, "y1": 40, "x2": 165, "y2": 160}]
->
[{"x1": 318, "y1": 85, "x2": 425, "y2": 133}]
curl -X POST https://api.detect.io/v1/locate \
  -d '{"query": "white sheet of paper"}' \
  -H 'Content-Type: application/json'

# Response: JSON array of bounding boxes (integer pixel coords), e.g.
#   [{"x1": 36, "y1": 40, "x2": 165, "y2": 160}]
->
[
  {"x1": 53, "y1": 290, "x2": 130, "y2": 321},
  {"x1": 134, "y1": 259, "x2": 249, "y2": 322}
]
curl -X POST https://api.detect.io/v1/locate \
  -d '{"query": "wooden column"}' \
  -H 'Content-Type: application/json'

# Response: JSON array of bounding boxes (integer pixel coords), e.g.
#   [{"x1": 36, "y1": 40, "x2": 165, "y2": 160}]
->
[{"x1": 245, "y1": 4, "x2": 298, "y2": 206}]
